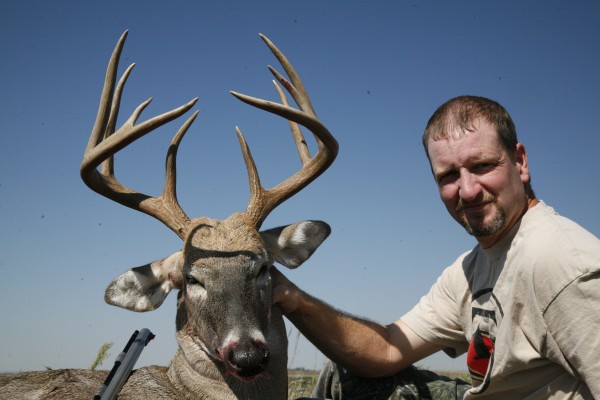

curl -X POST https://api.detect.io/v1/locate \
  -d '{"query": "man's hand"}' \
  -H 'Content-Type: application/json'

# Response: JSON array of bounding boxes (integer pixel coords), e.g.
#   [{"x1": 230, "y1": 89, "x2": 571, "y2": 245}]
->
[{"x1": 270, "y1": 266, "x2": 302, "y2": 316}]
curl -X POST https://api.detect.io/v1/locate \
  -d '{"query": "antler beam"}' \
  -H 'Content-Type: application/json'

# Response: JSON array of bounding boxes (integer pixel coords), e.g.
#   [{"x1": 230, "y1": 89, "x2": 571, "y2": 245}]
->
[
  {"x1": 80, "y1": 30, "x2": 198, "y2": 239},
  {"x1": 231, "y1": 34, "x2": 339, "y2": 228}
]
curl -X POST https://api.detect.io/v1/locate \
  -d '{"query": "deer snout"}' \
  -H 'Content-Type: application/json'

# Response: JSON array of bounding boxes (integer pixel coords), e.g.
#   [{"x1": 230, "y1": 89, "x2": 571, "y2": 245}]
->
[{"x1": 217, "y1": 338, "x2": 270, "y2": 379}]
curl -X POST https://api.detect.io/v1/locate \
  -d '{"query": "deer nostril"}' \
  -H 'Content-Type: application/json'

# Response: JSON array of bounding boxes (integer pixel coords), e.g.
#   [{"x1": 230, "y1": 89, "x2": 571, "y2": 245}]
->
[{"x1": 226, "y1": 341, "x2": 269, "y2": 378}]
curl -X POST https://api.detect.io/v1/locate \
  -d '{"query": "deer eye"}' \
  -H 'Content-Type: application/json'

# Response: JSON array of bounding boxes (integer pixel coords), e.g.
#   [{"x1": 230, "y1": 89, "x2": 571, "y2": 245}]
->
[
  {"x1": 186, "y1": 275, "x2": 203, "y2": 287},
  {"x1": 256, "y1": 263, "x2": 270, "y2": 285},
  {"x1": 259, "y1": 263, "x2": 269, "y2": 275}
]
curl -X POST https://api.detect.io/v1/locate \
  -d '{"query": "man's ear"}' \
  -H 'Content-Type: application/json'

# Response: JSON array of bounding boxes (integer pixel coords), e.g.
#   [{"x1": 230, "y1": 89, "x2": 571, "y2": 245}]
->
[
  {"x1": 105, "y1": 251, "x2": 184, "y2": 312},
  {"x1": 260, "y1": 221, "x2": 331, "y2": 269},
  {"x1": 515, "y1": 143, "x2": 531, "y2": 185}
]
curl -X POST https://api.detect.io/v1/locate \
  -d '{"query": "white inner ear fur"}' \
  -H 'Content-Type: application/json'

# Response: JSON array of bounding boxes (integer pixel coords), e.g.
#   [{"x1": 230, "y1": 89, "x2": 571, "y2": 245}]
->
[
  {"x1": 262, "y1": 220, "x2": 331, "y2": 269},
  {"x1": 105, "y1": 251, "x2": 184, "y2": 312}
]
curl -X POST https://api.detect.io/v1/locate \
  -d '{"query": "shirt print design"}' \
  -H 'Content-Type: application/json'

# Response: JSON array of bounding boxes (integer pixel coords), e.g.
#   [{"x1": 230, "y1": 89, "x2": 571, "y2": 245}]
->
[{"x1": 467, "y1": 288, "x2": 503, "y2": 390}]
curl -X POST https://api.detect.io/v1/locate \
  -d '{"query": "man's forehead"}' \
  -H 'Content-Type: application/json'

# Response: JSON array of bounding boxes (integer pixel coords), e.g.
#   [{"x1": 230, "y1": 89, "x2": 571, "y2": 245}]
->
[{"x1": 428, "y1": 124, "x2": 503, "y2": 166}]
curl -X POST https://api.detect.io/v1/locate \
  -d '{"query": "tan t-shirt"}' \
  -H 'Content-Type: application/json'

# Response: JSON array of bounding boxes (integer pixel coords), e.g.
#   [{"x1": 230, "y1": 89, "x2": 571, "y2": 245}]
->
[{"x1": 402, "y1": 201, "x2": 600, "y2": 399}]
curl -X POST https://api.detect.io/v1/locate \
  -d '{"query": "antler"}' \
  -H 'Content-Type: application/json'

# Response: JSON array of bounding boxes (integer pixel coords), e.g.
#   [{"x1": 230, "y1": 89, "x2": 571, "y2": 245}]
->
[
  {"x1": 80, "y1": 30, "x2": 198, "y2": 239},
  {"x1": 82, "y1": 32, "x2": 337, "y2": 236},
  {"x1": 231, "y1": 34, "x2": 339, "y2": 229}
]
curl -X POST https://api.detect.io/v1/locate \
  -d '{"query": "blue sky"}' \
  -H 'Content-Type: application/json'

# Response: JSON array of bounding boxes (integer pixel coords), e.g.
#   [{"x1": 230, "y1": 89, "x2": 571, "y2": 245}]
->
[{"x1": 1, "y1": 1, "x2": 599, "y2": 373}]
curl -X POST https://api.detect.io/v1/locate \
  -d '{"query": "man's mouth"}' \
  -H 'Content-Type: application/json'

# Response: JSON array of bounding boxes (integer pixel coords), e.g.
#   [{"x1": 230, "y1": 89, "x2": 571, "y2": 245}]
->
[
  {"x1": 457, "y1": 202, "x2": 488, "y2": 213},
  {"x1": 456, "y1": 196, "x2": 495, "y2": 213}
]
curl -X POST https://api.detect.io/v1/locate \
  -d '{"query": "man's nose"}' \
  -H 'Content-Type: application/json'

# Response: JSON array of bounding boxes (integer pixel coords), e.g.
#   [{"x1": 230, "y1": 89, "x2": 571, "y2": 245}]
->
[{"x1": 458, "y1": 171, "x2": 481, "y2": 201}]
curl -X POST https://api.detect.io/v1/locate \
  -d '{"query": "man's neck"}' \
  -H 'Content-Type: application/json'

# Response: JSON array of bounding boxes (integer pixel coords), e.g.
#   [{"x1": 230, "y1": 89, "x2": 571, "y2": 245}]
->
[{"x1": 527, "y1": 197, "x2": 540, "y2": 209}]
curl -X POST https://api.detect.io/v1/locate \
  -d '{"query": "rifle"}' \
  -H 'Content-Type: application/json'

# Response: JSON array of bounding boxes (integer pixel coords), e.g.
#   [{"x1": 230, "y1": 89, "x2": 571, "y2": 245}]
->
[{"x1": 94, "y1": 328, "x2": 155, "y2": 400}]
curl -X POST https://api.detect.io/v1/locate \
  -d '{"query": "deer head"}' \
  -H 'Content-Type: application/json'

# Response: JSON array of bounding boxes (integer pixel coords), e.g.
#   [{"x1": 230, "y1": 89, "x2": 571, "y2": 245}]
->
[{"x1": 80, "y1": 31, "x2": 337, "y2": 386}]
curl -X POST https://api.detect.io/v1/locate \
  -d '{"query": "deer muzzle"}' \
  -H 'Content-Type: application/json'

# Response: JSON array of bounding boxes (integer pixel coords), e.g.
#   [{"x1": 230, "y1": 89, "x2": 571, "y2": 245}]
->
[{"x1": 218, "y1": 338, "x2": 270, "y2": 380}]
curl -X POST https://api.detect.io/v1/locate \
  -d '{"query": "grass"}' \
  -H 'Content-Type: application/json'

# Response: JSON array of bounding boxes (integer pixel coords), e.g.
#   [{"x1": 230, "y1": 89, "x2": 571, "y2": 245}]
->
[
  {"x1": 90, "y1": 342, "x2": 113, "y2": 371},
  {"x1": 287, "y1": 368, "x2": 471, "y2": 398},
  {"x1": 288, "y1": 368, "x2": 320, "y2": 398},
  {"x1": 285, "y1": 328, "x2": 471, "y2": 398},
  {"x1": 434, "y1": 369, "x2": 472, "y2": 384}
]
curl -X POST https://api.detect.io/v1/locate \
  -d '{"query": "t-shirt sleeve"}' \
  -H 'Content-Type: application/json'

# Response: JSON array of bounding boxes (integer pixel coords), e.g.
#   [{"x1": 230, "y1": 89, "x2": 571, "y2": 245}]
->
[
  {"x1": 401, "y1": 261, "x2": 469, "y2": 358},
  {"x1": 543, "y1": 271, "x2": 600, "y2": 395}
]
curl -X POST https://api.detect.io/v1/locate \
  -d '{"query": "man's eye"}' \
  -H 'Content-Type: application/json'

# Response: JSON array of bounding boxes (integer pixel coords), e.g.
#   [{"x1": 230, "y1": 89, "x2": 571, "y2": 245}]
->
[
  {"x1": 473, "y1": 163, "x2": 494, "y2": 173},
  {"x1": 438, "y1": 171, "x2": 458, "y2": 184}
]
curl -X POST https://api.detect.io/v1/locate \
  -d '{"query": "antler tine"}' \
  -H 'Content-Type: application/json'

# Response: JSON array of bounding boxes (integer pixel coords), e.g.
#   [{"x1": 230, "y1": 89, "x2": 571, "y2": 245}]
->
[
  {"x1": 100, "y1": 62, "x2": 135, "y2": 177},
  {"x1": 81, "y1": 30, "x2": 198, "y2": 239},
  {"x1": 272, "y1": 81, "x2": 311, "y2": 165},
  {"x1": 230, "y1": 34, "x2": 339, "y2": 228},
  {"x1": 259, "y1": 33, "x2": 315, "y2": 115}
]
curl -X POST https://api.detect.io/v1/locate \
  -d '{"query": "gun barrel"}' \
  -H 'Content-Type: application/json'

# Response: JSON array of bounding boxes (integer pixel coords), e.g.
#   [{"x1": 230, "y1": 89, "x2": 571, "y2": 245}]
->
[{"x1": 94, "y1": 328, "x2": 155, "y2": 400}]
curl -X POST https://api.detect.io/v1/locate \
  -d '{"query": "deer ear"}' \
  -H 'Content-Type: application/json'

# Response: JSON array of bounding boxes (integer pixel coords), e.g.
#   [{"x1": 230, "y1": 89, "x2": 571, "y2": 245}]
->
[
  {"x1": 105, "y1": 251, "x2": 184, "y2": 312},
  {"x1": 260, "y1": 220, "x2": 331, "y2": 269}
]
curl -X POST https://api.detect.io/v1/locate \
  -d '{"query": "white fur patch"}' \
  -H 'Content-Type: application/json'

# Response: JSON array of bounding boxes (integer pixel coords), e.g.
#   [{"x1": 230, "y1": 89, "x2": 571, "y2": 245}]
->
[{"x1": 272, "y1": 221, "x2": 330, "y2": 269}]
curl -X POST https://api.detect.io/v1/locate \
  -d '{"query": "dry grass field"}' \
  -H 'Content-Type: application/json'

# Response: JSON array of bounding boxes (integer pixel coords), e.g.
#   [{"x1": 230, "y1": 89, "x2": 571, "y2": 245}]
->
[
  {"x1": 288, "y1": 369, "x2": 321, "y2": 398},
  {"x1": 434, "y1": 370, "x2": 472, "y2": 383},
  {"x1": 2, "y1": 342, "x2": 469, "y2": 398},
  {"x1": 287, "y1": 368, "x2": 471, "y2": 398}
]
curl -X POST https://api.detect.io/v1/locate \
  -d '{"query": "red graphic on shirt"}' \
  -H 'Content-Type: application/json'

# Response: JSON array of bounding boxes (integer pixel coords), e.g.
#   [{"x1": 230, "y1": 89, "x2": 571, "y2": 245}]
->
[{"x1": 467, "y1": 327, "x2": 494, "y2": 380}]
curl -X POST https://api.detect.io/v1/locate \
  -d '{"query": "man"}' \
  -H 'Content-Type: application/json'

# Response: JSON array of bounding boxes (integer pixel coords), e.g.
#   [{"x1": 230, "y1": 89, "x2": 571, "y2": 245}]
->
[{"x1": 273, "y1": 96, "x2": 600, "y2": 399}]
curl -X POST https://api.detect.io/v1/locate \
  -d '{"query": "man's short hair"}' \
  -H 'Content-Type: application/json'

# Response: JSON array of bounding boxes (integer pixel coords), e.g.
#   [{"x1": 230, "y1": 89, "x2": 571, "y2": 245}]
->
[{"x1": 422, "y1": 95, "x2": 518, "y2": 159}]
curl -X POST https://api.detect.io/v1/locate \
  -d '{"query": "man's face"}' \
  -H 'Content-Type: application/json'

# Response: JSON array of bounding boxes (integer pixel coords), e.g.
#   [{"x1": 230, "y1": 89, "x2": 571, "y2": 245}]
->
[{"x1": 427, "y1": 119, "x2": 530, "y2": 247}]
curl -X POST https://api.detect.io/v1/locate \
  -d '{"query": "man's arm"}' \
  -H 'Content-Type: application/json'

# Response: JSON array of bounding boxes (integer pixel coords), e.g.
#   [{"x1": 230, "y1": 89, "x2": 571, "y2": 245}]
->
[{"x1": 271, "y1": 267, "x2": 443, "y2": 377}]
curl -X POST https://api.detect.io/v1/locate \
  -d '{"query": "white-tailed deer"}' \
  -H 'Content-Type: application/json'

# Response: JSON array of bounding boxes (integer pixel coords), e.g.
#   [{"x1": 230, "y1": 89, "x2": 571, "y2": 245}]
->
[{"x1": 0, "y1": 31, "x2": 337, "y2": 399}]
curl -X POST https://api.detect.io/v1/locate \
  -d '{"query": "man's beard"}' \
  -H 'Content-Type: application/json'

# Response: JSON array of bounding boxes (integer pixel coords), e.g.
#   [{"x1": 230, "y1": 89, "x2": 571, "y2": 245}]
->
[{"x1": 455, "y1": 199, "x2": 506, "y2": 238}]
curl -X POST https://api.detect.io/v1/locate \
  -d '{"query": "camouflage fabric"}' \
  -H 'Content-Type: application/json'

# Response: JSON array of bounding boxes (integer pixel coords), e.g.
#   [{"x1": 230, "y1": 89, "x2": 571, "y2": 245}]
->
[{"x1": 297, "y1": 361, "x2": 470, "y2": 400}]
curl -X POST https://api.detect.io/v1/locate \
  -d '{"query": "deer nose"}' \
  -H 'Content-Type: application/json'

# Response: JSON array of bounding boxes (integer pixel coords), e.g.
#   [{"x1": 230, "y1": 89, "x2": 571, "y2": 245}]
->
[{"x1": 224, "y1": 340, "x2": 270, "y2": 379}]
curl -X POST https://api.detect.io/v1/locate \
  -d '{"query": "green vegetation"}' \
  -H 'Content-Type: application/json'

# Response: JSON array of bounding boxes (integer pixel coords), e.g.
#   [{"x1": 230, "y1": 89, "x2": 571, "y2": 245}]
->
[{"x1": 90, "y1": 342, "x2": 113, "y2": 371}]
